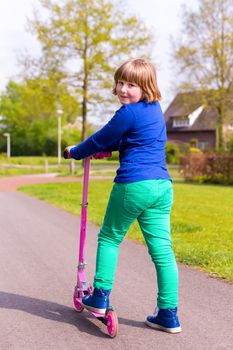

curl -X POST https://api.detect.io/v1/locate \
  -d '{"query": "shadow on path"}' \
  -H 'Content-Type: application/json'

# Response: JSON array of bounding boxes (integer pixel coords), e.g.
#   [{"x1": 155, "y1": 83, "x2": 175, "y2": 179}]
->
[{"x1": 0, "y1": 291, "x2": 146, "y2": 337}]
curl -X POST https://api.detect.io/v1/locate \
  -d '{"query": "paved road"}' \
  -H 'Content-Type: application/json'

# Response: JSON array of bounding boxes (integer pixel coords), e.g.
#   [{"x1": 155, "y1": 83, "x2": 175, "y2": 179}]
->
[{"x1": 0, "y1": 190, "x2": 233, "y2": 350}]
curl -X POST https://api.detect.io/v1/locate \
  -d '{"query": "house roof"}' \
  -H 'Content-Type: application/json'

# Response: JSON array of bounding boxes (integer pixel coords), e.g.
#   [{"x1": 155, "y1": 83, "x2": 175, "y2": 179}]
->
[{"x1": 164, "y1": 92, "x2": 219, "y2": 132}]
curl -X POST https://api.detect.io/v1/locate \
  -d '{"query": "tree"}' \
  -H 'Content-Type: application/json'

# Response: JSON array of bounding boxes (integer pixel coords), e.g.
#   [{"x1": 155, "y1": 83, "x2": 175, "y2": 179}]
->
[
  {"x1": 0, "y1": 79, "x2": 81, "y2": 155},
  {"x1": 172, "y1": 0, "x2": 233, "y2": 150},
  {"x1": 27, "y1": 0, "x2": 153, "y2": 141}
]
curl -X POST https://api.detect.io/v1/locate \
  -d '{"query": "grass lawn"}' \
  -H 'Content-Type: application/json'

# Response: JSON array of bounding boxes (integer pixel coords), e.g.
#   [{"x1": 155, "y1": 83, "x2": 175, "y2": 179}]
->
[
  {"x1": 0, "y1": 156, "x2": 67, "y2": 177},
  {"x1": 0, "y1": 155, "x2": 180, "y2": 179},
  {"x1": 0, "y1": 156, "x2": 118, "y2": 177},
  {"x1": 19, "y1": 180, "x2": 233, "y2": 282},
  {"x1": 0, "y1": 166, "x2": 70, "y2": 177},
  {"x1": 0, "y1": 155, "x2": 118, "y2": 166}
]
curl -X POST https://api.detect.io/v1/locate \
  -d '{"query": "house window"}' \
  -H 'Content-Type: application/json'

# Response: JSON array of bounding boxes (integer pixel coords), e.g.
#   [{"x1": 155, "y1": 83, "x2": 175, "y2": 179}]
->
[
  {"x1": 172, "y1": 117, "x2": 189, "y2": 128},
  {"x1": 198, "y1": 141, "x2": 209, "y2": 150}
]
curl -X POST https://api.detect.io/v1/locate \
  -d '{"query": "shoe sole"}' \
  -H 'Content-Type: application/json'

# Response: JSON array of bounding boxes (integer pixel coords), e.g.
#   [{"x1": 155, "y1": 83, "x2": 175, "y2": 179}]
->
[
  {"x1": 145, "y1": 319, "x2": 182, "y2": 334},
  {"x1": 81, "y1": 302, "x2": 106, "y2": 314}
]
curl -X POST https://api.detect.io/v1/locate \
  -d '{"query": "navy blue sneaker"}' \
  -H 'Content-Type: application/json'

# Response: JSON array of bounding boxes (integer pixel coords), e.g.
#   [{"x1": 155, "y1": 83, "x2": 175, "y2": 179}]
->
[
  {"x1": 146, "y1": 307, "x2": 182, "y2": 333},
  {"x1": 81, "y1": 288, "x2": 110, "y2": 314}
]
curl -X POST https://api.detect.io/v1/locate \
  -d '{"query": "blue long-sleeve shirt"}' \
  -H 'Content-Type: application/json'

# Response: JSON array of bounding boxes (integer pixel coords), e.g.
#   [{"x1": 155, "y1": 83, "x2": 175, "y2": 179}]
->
[{"x1": 70, "y1": 101, "x2": 171, "y2": 183}]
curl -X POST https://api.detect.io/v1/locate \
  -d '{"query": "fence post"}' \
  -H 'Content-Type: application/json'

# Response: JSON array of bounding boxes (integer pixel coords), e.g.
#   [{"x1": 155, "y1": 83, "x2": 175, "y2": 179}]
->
[
  {"x1": 69, "y1": 159, "x2": 75, "y2": 175},
  {"x1": 44, "y1": 159, "x2": 48, "y2": 173}
]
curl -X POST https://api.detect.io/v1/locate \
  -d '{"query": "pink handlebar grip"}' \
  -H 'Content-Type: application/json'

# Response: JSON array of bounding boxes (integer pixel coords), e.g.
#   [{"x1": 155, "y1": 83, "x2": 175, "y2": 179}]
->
[{"x1": 92, "y1": 152, "x2": 112, "y2": 159}]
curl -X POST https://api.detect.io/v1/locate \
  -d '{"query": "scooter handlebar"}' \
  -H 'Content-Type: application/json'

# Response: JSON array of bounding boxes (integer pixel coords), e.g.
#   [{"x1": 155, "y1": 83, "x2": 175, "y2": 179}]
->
[
  {"x1": 63, "y1": 150, "x2": 112, "y2": 160},
  {"x1": 91, "y1": 152, "x2": 112, "y2": 159}
]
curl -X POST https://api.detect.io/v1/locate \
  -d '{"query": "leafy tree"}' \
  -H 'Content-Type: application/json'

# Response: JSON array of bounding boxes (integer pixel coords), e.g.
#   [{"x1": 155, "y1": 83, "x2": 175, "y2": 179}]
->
[
  {"x1": 0, "y1": 79, "x2": 81, "y2": 155},
  {"x1": 172, "y1": 0, "x2": 233, "y2": 150},
  {"x1": 27, "y1": 0, "x2": 153, "y2": 141}
]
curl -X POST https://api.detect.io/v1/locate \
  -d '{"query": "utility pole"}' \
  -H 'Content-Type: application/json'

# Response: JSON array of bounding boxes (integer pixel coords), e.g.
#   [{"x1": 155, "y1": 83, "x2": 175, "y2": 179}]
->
[
  {"x1": 3, "y1": 133, "x2": 11, "y2": 158},
  {"x1": 57, "y1": 109, "x2": 63, "y2": 165}
]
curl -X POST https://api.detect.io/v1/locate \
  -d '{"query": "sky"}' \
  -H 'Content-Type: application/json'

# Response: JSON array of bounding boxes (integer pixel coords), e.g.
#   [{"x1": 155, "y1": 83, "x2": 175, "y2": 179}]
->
[{"x1": 0, "y1": 0, "x2": 199, "y2": 112}]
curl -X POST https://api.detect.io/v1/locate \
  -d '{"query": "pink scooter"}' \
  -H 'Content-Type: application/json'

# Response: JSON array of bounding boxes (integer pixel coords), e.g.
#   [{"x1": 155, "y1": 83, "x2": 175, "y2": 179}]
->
[{"x1": 64, "y1": 150, "x2": 119, "y2": 338}]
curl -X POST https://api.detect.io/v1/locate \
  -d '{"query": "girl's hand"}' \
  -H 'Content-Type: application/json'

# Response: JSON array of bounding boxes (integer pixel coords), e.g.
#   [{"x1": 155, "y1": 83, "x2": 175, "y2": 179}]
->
[{"x1": 64, "y1": 145, "x2": 76, "y2": 159}]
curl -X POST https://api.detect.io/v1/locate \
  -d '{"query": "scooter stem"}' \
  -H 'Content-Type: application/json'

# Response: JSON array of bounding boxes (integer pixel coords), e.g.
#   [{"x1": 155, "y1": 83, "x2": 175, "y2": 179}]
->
[{"x1": 78, "y1": 157, "x2": 91, "y2": 265}]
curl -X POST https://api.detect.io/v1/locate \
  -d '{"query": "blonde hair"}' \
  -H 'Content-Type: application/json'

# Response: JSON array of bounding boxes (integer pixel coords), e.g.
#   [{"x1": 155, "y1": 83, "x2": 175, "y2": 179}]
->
[{"x1": 113, "y1": 58, "x2": 161, "y2": 102}]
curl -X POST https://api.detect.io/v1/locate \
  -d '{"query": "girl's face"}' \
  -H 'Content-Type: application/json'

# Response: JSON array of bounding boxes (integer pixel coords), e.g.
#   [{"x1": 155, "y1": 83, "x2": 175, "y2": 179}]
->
[{"x1": 116, "y1": 80, "x2": 143, "y2": 104}]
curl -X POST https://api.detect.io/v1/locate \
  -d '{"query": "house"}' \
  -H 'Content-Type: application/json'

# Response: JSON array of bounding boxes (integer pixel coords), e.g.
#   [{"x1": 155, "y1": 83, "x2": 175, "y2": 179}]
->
[{"x1": 164, "y1": 92, "x2": 220, "y2": 150}]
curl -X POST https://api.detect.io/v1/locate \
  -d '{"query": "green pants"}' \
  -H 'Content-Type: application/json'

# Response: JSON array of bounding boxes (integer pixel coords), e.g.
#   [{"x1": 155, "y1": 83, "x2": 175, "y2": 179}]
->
[{"x1": 93, "y1": 179, "x2": 178, "y2": 309}]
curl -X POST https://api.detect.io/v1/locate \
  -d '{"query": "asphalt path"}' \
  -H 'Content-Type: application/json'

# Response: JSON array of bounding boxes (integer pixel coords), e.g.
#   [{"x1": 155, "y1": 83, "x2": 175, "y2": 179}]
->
[{"x1": 0, "y1": 189, "x2": 233, "y2": 349}]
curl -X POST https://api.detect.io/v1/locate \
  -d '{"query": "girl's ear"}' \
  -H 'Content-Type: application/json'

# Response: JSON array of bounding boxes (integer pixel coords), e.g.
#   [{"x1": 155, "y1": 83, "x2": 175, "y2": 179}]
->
[{"x1": 141, "y1": 91, "x2": 147, "y2": 101}]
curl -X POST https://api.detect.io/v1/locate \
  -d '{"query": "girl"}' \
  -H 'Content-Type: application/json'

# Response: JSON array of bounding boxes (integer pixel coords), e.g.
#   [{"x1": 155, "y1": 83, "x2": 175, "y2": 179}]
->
[{"x1": 64, "y1": 58, "x2": 182, "y2": 334}]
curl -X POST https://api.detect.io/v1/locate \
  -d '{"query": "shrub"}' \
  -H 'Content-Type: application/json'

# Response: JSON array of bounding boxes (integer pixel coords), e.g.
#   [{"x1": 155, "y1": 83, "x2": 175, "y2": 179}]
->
[
  {"x1": 166, "y1": 142, "x2": 181, "y2": 165},
  {"x1": 189, "y1": 147, "x2": 202, "y2": 153},
  {"x1": 180, "y1": 152, "x2": 233, "y2": 185},
  {"x1": 227, "y1": 138, "x2": 233, "y2": 154}
]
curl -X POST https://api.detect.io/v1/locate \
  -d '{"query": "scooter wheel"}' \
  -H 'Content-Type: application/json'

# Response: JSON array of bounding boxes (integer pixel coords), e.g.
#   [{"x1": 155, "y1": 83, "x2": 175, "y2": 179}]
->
[
  {"x1": 73, "y1": 293, "x2": 84, "y2": 313},
  {"x1": 106, "y1": 309, "x2": 118, "y2": 338}
]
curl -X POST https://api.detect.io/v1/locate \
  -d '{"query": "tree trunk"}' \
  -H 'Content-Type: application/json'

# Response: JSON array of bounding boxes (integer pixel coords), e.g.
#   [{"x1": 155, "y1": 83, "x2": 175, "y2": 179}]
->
[
  {"x1": 81, "y1": 10, "x2": 88, "y2": 143},
  {"x1": 217, "y1": 103, "x2": 224, "y2": 151},
  {"x1": 81, "y1": 97, "x2": 87, "y2": 142}
]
